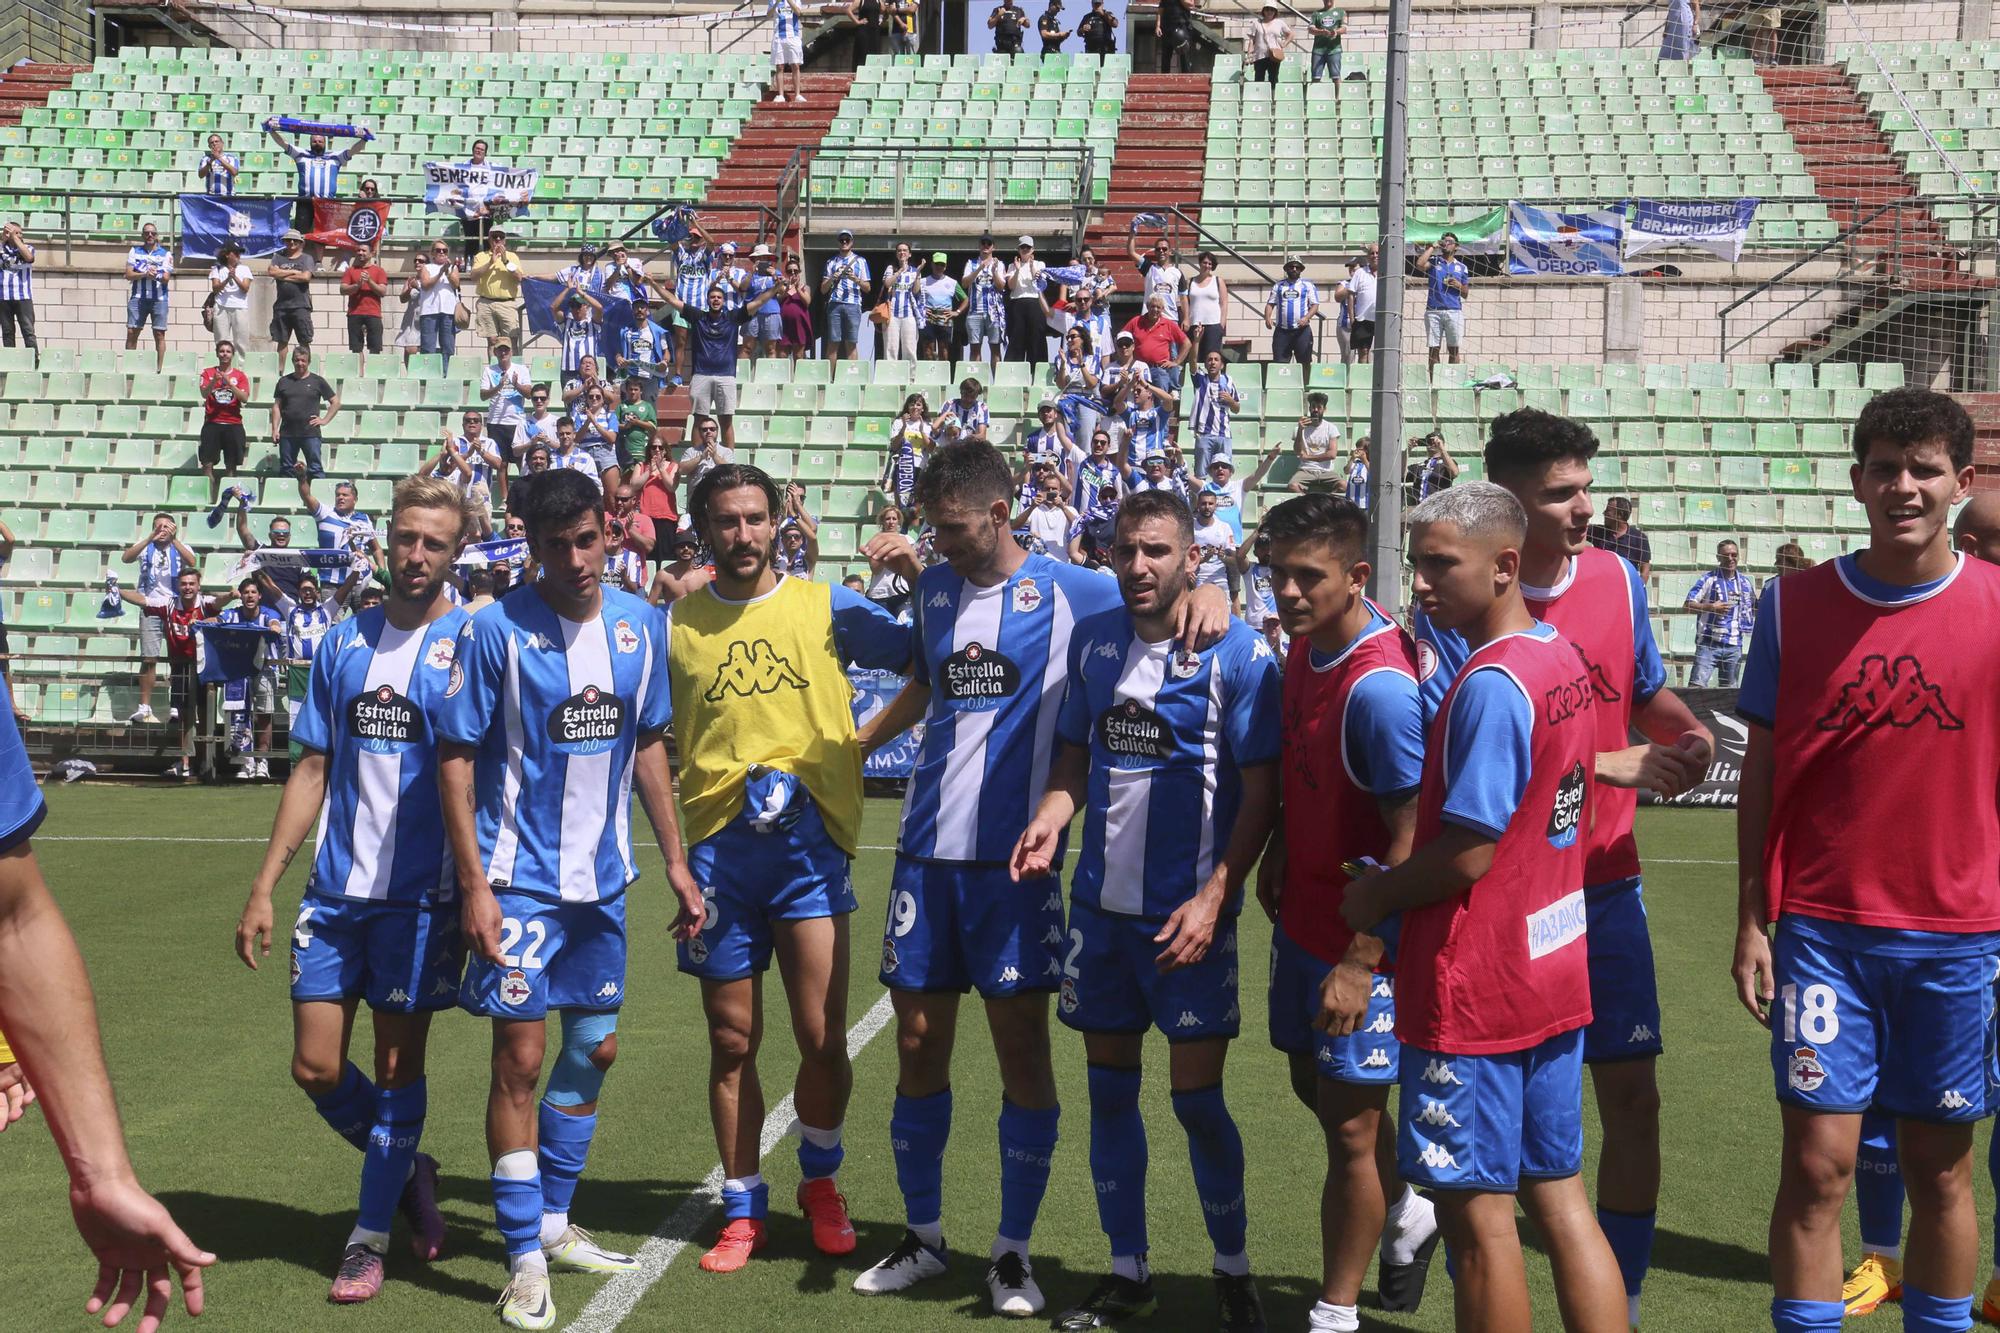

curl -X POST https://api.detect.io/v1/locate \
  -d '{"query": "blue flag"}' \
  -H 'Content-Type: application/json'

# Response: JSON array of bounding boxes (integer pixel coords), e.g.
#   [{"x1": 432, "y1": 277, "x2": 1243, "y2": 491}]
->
[
  {"x1": 1506, "y1": 203, "x2": 1626, "y2": 278},
  {"x1": 179, "y1": 195, "x2": 292, "y2": 260},
  {"x1": 522, "y1": 276, "x2": 634, "y2": 364}
]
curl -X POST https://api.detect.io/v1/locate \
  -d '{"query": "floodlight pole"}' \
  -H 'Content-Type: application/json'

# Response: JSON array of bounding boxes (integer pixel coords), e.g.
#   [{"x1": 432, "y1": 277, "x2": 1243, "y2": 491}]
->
[{"x1": 1368, "y1": 0, "x2": 1412, "y2": 613}]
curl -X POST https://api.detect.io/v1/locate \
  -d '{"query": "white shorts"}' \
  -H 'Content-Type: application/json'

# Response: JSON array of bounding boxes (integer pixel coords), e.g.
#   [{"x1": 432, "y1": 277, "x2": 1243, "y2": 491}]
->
[
  {"x1": 691, "y1": 373, "x2": 739, "y2": 419},
  {"x1": 773, "y1": 36, "x2": 804, "y2": 64},
  {"x1": 1425, "y1": 309, "x2": 1465, "y2": 350}
]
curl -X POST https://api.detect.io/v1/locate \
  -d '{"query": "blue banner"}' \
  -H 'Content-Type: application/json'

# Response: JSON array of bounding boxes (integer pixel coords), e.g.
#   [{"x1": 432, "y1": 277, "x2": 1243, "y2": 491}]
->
[
  {"x1": 1506, "y1": 203, "x2": 1626, "y2": 278},
  {"x1": 849, "y1": 666, "x2": 921, "y2": 780},
  {"x1": 1624, "y1": 198, "x2": 1760, "y2": 263},
  {"x1": 523, "y1": 276, "x2": 633, "y2": 365},
  {"x1": 453, "y1": 538, "x2": 527, "y2": 572},
  {"x1": 178, "y1": 194, "x2": 292, "y2": 260}
]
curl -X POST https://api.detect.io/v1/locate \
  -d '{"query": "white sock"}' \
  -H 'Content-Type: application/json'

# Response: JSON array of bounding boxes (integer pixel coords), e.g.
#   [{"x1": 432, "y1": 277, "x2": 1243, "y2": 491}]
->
[
  {"x1": 1381, "y1": 1187, "x2": 1438, "y2": 1265},
  {"x1": 910, "y1": 1220, "x2": 944, "y2": 1249},
  {"x1": 723, "y1": 1173, "x2": 763, "y2": 1197},
  {"x1": 799, "y1": 1122, "x2": 843, "y2": 1148},
  {"x1": 539, "y1": 1211, "x2": 569, "y2": 1247},
  {"x1": 1874, "y1": 1244, "x2": 1902, "y2": 1262},
  {"x1": 1212, "y1": 1249, "x2": 1250, "y2": 1277},
  {"x1": 1111, "y1": 1252, "x2": 1149, "y2": 1282},
  {"x1": 509, "y1": 1249, "x2": 549, "y2": 1277},
  {"x1": 991, "y1": 1234, "x2": 1028, "y2": 1261},
  {"x1": 1628, "y1": 1292, "x2": 1642, "y2": 1328},
  {"x1": 1308, "y1": 1300, "x2": 1360, "y2": 1332},
  {"x1": 346, "y1": 1225, "x2": 390, "y2": 1254}
]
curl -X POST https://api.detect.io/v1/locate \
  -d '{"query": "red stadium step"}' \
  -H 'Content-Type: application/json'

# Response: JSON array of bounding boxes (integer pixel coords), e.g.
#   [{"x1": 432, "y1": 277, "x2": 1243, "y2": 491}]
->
[
  {"x1": 700, "y1": 74, "x2": 854, "y2": 232},
  {"x1": 1081, "y1": 74, "x2": 1212, "y2": 282},
  {"x1": 0, "y1": 62, "x2": 84, "y2": 127}
]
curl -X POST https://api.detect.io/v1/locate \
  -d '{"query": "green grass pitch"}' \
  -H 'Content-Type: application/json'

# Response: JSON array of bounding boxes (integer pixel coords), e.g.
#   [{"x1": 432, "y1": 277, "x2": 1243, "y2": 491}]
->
[{"x1": 0, "y1": 789, "x2": 1981, "y2": 1330}]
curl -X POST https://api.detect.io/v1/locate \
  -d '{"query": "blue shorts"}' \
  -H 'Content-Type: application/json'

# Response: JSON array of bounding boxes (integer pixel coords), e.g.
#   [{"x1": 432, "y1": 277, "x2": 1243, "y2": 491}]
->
[
  {"x1": 1147, "y1": 364, "x2": 1183, "y2": 395},
  {"x1": 1266, "y1": 927, "x2": 1398, "y2": 1084},
  {"x1": 965, "y1": 311, "x2": 1000, "y2": 345},
  {"x1": 1397, "y1": 1030, "x2": 1586, "y2": 1193},
  {"x1": 289, "y1": 895, "x2": 465, "y2": 1013},
  {"x1": 1770, "y1": 916, "x2": 2000, "y2": 1122},
  {"x1": 679, "y1": 799, "x2": 856, "y2": 981},
  {"x1": 1057, "y1": 898, "x2": 1240, "y2": 1041},
  {"x1": 881, "y1": 856, "x2": 1065, "y2": 998},
  {"x1": 747, "y1": 310, "x2": 783, "y2": 342},
  {"x1": 460, "y1": 891, "x2": 628, "y2": 1019},
  {"x1": 826, "y1": 300, "x2": 864, "y2": 344},
  {"x1": 1583, "y1": 877, "x2": 1664, "y2": 1062},
  {"x1": 127, "y1": 293, "x2": 168, "y2": 331}
]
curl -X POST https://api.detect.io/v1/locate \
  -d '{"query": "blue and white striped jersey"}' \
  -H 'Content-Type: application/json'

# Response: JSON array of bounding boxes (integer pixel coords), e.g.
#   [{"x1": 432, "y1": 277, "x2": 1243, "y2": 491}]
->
[
  {"x1": 939, "y1": 397, "x2": 990, "y2": 439},
  {"x1": 202, "y1": 153, "x2": 239, "y2": 196},
  {"x1": 134, "y1": 541, "x2": 186, "y2": 601},
  {"x1": 293, "y1": 606, "x2": 470, "y2": 906},
  {"x1": 886, "y1": 265, "x2": 922, "y2": 319},
  {"x1": 283, "y1": 601, "x2": 335, "y2": 662},
  {"x1": 674, "y1": 243, "x2": 712, "y2": 306},
  {"x1": 1267, "y1": 277, "x2": 1319, "y2": 328},
  {"x1": 1189, "y1": 369, "x2": 1236, "y2": 438},
  {"x1": 0, "y1": 239, "x2": 30, "y2": 301},
  {"x1": 556, "y1": 263, "x2": 604, "y2": 293},
  {"x1": 126, "y1": 244, "x2": 171, "y2": 300},
  {"x1": 437, "y1": 586, "x2": 671, "y2": 903},
  {"x1": 559, "y1": 313, "x2": 599, "y2": 374},
  {"x1": 900, "y1": 554, "x2": 1119, "y2": 864},
  {"x1": 824, "y1": 254, "x2": 871, "y2": 305},
  {"x1": 288, "y1": 145, "x2": 352, "y2": 198},
  {"x1": 713, "y1": 263, "x2": 749, "y2": 312},
  {"x1": 1058, "y1": 614, "x2": 1281, "y2": 919},
  {"x1": 963, "y1": 258, "x2": 1007, "y2": 321},
  {"x1": 1124, "y1": 402, "x2": 1168, "y2": 464},
  {"x1": 771, "y1": 0, "x2": 802, "y2": 39},
  {"x1": 313, "y1": 501, "x2": 374, "y2": 551}
]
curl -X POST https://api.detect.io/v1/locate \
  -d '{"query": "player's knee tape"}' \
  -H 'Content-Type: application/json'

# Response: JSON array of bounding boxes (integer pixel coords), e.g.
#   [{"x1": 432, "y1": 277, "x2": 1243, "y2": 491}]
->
[{"x1": 545, "y1": 1011, "x2": 618, "y2": 1109}]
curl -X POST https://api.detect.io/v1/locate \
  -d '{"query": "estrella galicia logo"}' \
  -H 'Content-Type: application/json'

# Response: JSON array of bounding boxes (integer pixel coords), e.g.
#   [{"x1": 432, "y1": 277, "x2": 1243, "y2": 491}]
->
[
  {"x1": 704, "y1": 638, "x2": 808, "y2": 701},
  {"x1": 548, "y1": 684, "x2": 626, "y2": 755},
  {"x1": 1096, "y1": 699, "x2": 1175, "y2": 769},
  {"x1": 1547, "y1": 760, "x2": 1586, "y2": 849},
  {"x1": 1818, "y1": 654, "x2": 1963, "y2": 732},
  {"x1": 1542, "y1": 670, "x2": 1596, "y2": 725},
  {"x1": 348, "y1": 684, "x2": 420, "y2": 753},
  {"x1": 940, "y1": 641, "x2": 1019, "y2": 712}
]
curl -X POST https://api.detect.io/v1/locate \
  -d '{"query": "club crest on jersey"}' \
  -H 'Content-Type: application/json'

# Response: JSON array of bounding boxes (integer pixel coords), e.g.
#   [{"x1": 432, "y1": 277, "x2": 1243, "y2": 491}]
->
[
  {"x1": 940, "y1": 641, "x2": 1020, "y2": 712},
  {"x1": 613, "y1": 619, "x2": 639, "y2": 655},
  {"x1": 686, "y1": 933, "x2": 710, "y2": 965},
  {"x1": 289, "y1": 949, "x2": 301, "y2": 985},
  {"x1": 1547, "y1": 760, "x2": 1586, "y2": 849},
  {"x1": 499, "y1": 969, "x2": 532, "y2": 1007},
  {"x1": 1170, "y1": 649, "x2": 1202, "y2": 680},
  {"x1": 547, "y1": 685, "x2": 626, "y2": 756},
  {"x1": 881, "y1": 938, "x2": 899, "y2": 975},
  {"x1": 424, "y1": 636, "x2": 456, "y2": 671},
  {"x1": 349, "y1": 685, "x2": 420, "y2": 754},
  {"x1": 705, "y1": 638, "x2": 808, "y2": 701},
  {"x1": 446, "y1": 658, "x2": 465, "y2": 698},
  {"x1": 1788, "y1": 1045, "x2": 1827, "y2": 1094},
  {"x1": 1817, "y1": 653, "x2": 1963, "y2": 732},
  {"x1": 1097, "y1": 699, "x2": 1175, "y2": 768},
  {"x1": 1059, "y1": 976, "x2": 1079, "y2": 1015},
  {"x1": 1415, "y1": 639, "x2": 1439, "y2": 683},
  {"x1": 1012, "y1": 578, "x2": 1042, "y2": 614}
]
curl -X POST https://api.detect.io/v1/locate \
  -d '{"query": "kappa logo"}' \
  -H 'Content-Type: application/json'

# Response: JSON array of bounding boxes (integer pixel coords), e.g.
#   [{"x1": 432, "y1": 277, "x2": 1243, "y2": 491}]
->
[
  {"x1": 431, "y1": 976, "x2": 453, "y2": 996},
  {"x1": 1093, "y1": 640, "x2": 1122, "y2": 660},
  {"x1": 1042, "y1": 925, "x2": 1065, "y2": 945},
  {"x1": 1818, "y1": 654, "x2": 1963, "y2": 732},
  {"x1": 1317, "y1": 1044, "x2": 1336, "y2": 1062},
  {"x1": 1940, "y1": 1089, "x2": 1973, "y2": 1111},
  {"x1": 1413, "y1": 1097, "x2": 1460, "y2": 1128},
  {"x1": 1570, "y1": 643, "x2": 1624, "y2": 704},
  {"x1": 1365, "y1": 1011, "x2": 1395, "y2": 1035},
  {"x1": 1630, "y1": 1024, "x2": 1657, "y2": 1044},
  {"x1": 1360, "y1": 1048, "x2": 1392, "y2": 1069},
  {"x1": 1416, "y1": 1140, "x2": 1458, "y2": 1171},
  {"x1": 1542, "y1": 668, "x2": 1599, "y2": 725},
  {"x1": 424, "y1": 636, "x2": 456, "y2": 671},
  {"x1": 1175, "y1": 1010, "x2": 1202, "y2": 1028},
  {"x1": 1045, "y1": 958, "x2": 1062, "y2": 977},
  {"x1": 1421, "y1": 1058, "x2": 1461, "y2": 1086},
  {"x1": 1371, "y1": 976, "x2": 1394, "y2": 999},
  {"x1": 518, "y1": 630, "x2": 556, "y2": 653},
  {"x1": 1251, "y1": 636, "x2": 1273, "y2": 660},
  {"x1": 704, "y1": 638, "x2": 809, "y2": 701},
  {"x1": 385, "y1": 988, "x2": 410, "y2": 1005},
  {"x1": 1042, "y1": 892, "x2": 1063, "y2": 911},
  {"x1": 596, "y1": 981, "x2": 620, "y2": 1000},
  {"x1": 928, "y1": 589, "x2": 952, "y2": 609},
  {"x1": 1222, "y1": 966, "x2": 1238, "y2": 988},
  {"x1": 999, "y1": 966, "x2": 1022, "y2": 984}
]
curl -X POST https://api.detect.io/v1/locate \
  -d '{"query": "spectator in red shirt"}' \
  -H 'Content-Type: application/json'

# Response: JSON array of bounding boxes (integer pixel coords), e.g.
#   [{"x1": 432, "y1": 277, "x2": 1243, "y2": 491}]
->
[
  {"x1": 198, "y1": 340, "x2": 251, "y2": 503},
  {"x1": 630, "y1": 438, "x2": 681, "y2": 535},
  {"x1": 1120, "y1": 292, "x2": 1194, "y2": 443},
  {"x1": 339, "y1": 250, "x2": 389, "y2": 372},
  {"x1": 117, "y1": 568, "x2": 234, "y2": 780},
  {"x1": 607, "y1": 480, "x2": 657, "y2": 560}
]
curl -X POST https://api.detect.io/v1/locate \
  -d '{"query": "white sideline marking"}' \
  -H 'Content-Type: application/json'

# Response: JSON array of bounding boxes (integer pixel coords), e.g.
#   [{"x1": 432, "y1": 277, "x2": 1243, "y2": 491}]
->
[{"x1": 563, "y1": 989, "x2": 898, "y2": 1333}]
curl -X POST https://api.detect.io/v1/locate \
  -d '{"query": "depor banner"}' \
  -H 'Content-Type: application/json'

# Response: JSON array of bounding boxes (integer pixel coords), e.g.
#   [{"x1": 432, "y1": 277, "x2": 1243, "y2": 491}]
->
[
  {"x1": 424, "y1": 161, "x2": 537, "y2": 217},
  {"x1": 1506, "y1": 203, "x2": 1626, "y2": 277},
  {"x1": 849, "y1": 666, "x2": 922, "y2": 780},
  {"x1": 1624, "y1": 198, "x2": 1761, "y2": 263},
  {"x1": 178, "y1": 194, "x2": 292, "y2": 260}
]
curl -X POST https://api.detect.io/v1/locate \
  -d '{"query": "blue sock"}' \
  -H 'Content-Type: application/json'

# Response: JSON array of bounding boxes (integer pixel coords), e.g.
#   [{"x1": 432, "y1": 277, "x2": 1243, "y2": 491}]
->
[
  {"x1": 1087, "y1": 1064, "x2": 1148, "y2": 1257},
  {"x1": 1903, "y1": 1284, "x2": 1975, "y2": 1332},
  {"x1": 309, "y1": 1063, "x2": 376, "y2": 1152},
  {"x1": 1858, "y1": 1108, "x2": 1905, "y2": 1255},
  {"x1": 492, "y1": 1150, "x2": 544, "y2": 1258},
  {"x1": 1170, "y1": 1084, "x2": 1247, "y2": 1261},
  {"x1": 996, "y1": 1099, "x2": 1060, "y2": 1244},
  {"x1": 1597, "y1": 1207, "x2": 1656, "y2": 1298},
  {"x1": 721, "y1": 1177, "x2": 769, "y2": 1220},
  {"x1": 891, "y1": 1088, "x2": 952, "y2": 1228},
  {"x1": 538, "y1": 1101, "x2": 597, "y2": 1218},
  {"x1": 357, "y1": 1079, "x2": 424, "y2": 1234},
  {"x1": 1771, "y1": 1297, "x2": 1845, "y2": 1332},
  {"x1": 797, "y1": 1121, "x2": 844, "y2": 1181}
]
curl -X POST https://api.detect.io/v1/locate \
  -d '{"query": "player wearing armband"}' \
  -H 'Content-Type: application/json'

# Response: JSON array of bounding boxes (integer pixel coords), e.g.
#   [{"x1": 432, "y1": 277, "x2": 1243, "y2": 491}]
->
[
  {"x1": 1343, "y1": 482, "x2": 1626, "y2": 1331},
  {"x1": 233, "y1": 477, "x2": 477, "y2": 1306},
  {"x1": 1254, "y1": 494, "x2": 1439, "y2": 1333},
  {"x1": 1732, "y1": 389, "x2": 2000, "y2": 1333},
  {"x1": 1012, "y1": 489, "x2": 1281, "y2": 1333},
  {"x1": 1410, "y1": 409, "x2": 1710, "y2": 1327},
  {"x1": 845, "y1": 443, "x2": 1225, "y2": 1316},
  {"x1": 438, "y1": 469, "x2": 704, "y2": 1331},
  {"x1": 666, "y1": 463, "x2": 912, "y2": 1275}
]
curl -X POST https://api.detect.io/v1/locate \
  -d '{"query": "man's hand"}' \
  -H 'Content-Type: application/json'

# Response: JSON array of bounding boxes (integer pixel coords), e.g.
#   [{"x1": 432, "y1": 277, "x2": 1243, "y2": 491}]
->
[
  {"x1": 1675, "y1": 728, "x2": 1714, "y2": 773},
  {"x1": 1010, "y1": 812, "x2": 1065, "y2": 882},
  {"x1": 233, "y1": 891, "x2": 273, "y2": 970},
  {"x1": 1732, "y1": 919, "x2": 1775, "y2": 1027},
  {"x1": 860, "y1": 531, "x2": 921, "y2": 582},
  {"x1": 1598, "y1": 741, "x2": 1704, "y2": 799},
  {"x1": 70, "y1": 1175, "x2": 214, "y2": 1333},
  {"x1": 461, "y1": 884, "x2": 504, "y2": 965},
  {"x1": 665, "y1": 862, "x2": 705, "y2": 942},
  {"x1": 1172, "y1": 581, "x2": 1231, "y2": 652},
  {"x1": 1253, "y1": 837, "x2": 1283, "y2": 922},
  {"x1": 1155, "y1": 884, "x2": 1221, "y2": 971},
  {"x1": 1339, "y1": 870, "x2": 1385, "y2": 935},
  {"x1": 1314, "y1": 960, "x2": 1373, "y2": 1037},
  {"x1": 0, "y1": 1061, "x2": 36, "y2": 1130}
]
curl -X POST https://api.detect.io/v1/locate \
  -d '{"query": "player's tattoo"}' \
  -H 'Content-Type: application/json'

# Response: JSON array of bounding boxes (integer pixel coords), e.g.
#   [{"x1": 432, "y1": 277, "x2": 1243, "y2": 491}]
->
[{"x1": 278, "y1": 841, "x2": 300, "y2": 871}]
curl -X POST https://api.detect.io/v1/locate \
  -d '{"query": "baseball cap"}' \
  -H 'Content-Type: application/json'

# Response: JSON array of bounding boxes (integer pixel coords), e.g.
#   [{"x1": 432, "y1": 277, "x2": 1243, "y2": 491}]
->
[
  {"x1": 1144, "y1": 452, "x2": 1167, "y2": 464},
  {"x1": 837, "y1": 228, "x2": 854, "y2": 240},
  {"x1": 580, "y1": 243, "x2": 600, "y2": 257},
  {"x1": 1017, "y1": 234, "x2": 1035, "y2": 248},
  {"x1": 1038, "y1": 397, "x2": 1057, "y2": 411},
  {"x1": 931, "y1": 251, "x2": 948, "y2": 263},
  {"x1": 280, "y1": 228, "x2": 303, "y2": 242},
  {"x1": 492, "y1": 339, "x2": 512, "y2": 352},
  {"x1": 720, "y1": 241, "x2": 738, "y2": 255},
  {"x1": 1208, "y1": 455, "x2": 1235, "y2": 472},
  {"x1": 978, "y1": 233, "x2": 995, "y2": 246},
  {"x1": 1115, "y1": 330, "x2": 1135, "y2": 344}
]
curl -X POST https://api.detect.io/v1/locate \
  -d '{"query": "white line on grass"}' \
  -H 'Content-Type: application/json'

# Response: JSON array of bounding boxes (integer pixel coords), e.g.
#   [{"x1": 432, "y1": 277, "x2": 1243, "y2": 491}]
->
[{"x1": 563, "y1": 989, "x2": 898, "y2": 1333}]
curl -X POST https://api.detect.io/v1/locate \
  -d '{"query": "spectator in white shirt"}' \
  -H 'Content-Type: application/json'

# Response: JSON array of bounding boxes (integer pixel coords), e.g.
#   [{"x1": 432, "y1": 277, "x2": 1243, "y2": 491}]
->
[
  {"x1": 1128, "y1": 233, "x2": 1187, "y2": 325},
  {"x1": 1335, "y1": 242, "x2": 1379, "y2": 364},
  {"x1": 415, "y1": 239, "x2": 461, "y2": 373},
  {"x1": 207, "y1": 243, "x2": 253, "y2": 353},
  {"x1": 1250, "y1": 2, "x2": 1291, "y2": 82},
  {"x1": 1287, "y1": 391, "x2": 1345, "y2": 490},
  {"x1": 481, "y1": 340, "x2": 533, "y2": 471}
]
